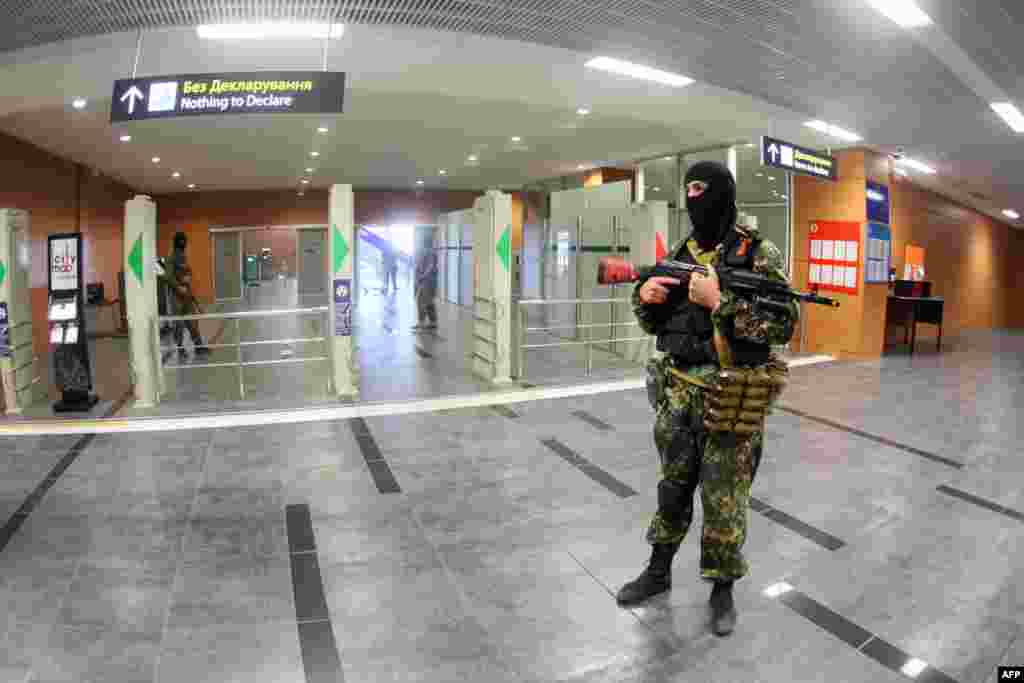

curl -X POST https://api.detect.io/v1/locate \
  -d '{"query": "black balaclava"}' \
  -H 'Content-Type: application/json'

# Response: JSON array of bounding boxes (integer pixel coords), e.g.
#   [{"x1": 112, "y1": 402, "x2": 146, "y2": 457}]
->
[
  {"x1": 684, "y1": 161, "x2": 737, "y2": 251},
  {"x1": 173, "y1": 232, "x2": 188, "y2": 269}
]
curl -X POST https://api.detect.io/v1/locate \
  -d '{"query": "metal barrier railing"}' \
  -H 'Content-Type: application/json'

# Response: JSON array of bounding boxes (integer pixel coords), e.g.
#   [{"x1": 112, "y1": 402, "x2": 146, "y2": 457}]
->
[
  {"x1": 517, "y1": 297, "x2": 649, "y2": 377},
  {"x1": 158, "y1": 306, "x2": 330, "y2": 399}
]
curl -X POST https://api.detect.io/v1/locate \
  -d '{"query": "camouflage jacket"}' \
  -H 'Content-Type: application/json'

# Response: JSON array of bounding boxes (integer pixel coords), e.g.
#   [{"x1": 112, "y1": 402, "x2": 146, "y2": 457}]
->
[{"x1": 631, "y1": 225, "x2": 798, "y2": 365}]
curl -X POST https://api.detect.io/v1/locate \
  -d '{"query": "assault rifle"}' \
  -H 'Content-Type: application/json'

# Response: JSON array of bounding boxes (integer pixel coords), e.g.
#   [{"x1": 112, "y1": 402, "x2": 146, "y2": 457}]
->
[{"x1": 597, "y1": 257, "x2": 840, "y2": 314}]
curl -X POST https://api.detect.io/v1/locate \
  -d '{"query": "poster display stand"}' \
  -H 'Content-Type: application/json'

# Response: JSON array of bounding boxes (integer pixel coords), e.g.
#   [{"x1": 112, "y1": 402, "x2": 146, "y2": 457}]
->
[{"x1": 48, "y1": 233, "x2": 98, "y2": 412}]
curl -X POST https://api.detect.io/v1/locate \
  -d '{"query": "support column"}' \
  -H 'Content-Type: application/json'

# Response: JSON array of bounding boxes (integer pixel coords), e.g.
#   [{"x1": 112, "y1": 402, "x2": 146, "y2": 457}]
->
[
  {"x1": 471, "y1": 190, "x2": 513, "y2": 383},
  {"x1": 328, "y1": 184, "x2": 358, "y2": 398},
  {"x1": 124, "y1": 195, "x2": 159, "y2": 407},
  {"x1": 0, "y1": 209, "x2": 39, "y2": 414}
]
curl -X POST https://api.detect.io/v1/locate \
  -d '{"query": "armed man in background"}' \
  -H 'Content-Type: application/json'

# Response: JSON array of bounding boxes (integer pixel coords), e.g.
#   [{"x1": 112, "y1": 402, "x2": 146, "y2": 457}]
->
[
  {"x1": 616, "y1": 161, "x2": 797, "y2": 636},
  {"x1": 162, "y1": 231, "x2": 210, "y2": 358},
  {"x1": 412, "y1": 230, "x2": 439, "y2": 330}
]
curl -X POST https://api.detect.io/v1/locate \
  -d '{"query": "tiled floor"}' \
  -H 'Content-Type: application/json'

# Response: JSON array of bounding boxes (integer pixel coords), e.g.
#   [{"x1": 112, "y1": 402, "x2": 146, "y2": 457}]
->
[{"x1": 2, "y1": 331, "x2": 1022, "y2": 682}]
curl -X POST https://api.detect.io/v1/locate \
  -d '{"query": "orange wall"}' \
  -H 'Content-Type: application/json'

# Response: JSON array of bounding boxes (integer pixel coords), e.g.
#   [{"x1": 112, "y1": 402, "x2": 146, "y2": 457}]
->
[
  {"x1": 889, "y1": 177, "x2": 1024, "y2": 336},
  {"x1": 154, "y1": 188, "x2": 483, "y2": 301},
  {"x1": 793, "y1": 147, "x2": 1024, "y2": 356},
  {"x1": 0, "y1": 131, "x2": 136, "y2": 385},
  {"x1": 791, "y1": 149, "x2": 873, "y2": 357}
]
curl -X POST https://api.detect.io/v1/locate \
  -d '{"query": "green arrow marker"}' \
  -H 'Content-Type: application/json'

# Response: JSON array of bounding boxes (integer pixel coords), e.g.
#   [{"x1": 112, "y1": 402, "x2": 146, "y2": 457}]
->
[
  {"x1": 332, "y1": 224, "x2": 349, "y2": 274},
  {"x1": 0, "y1": 259, "x2": 7, "y2": 287},
  {"x1": 128, "y1": 235, "x2": 143, "y2": 285},
  {"x1": 496, "y1": 225, "x2": 511, "y2": 272}
]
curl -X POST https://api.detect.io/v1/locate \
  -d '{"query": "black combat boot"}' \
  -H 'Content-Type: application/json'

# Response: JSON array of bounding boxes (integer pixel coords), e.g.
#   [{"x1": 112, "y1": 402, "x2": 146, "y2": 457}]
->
[
  {"x1": 616, "y1": 542, "x2": 680, "y2": 606},
  {"x1": 709, "y1": 580, "x2": 737, "y2": 636}
]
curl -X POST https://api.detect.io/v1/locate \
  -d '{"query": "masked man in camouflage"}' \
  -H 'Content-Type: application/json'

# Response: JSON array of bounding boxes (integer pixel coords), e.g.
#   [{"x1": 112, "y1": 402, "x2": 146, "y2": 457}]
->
[
  {"x1": 163, "y1": 231, "x2": 210, "y2": 358},
  {"x1": 616, "y1": 161, "x2": 797, "y2": 636}
]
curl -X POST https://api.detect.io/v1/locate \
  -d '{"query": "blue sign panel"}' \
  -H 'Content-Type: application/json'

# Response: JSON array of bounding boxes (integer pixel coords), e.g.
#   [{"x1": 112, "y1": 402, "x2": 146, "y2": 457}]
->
[
  {"x1": 333, "y1": 278, "x2": 352, "y2": 337},
  {"x1": 865, "y1": 222, "x2": 892, "y2": 284},
  {"x1": 866, "y1": 181, "x2": 890, "y2": 225}
]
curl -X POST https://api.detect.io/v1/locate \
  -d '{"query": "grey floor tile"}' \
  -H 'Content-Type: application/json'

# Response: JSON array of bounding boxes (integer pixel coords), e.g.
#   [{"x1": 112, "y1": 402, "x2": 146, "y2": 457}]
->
[{"x1": 156, "y1": 621, "x2": 304, "y2": 683}]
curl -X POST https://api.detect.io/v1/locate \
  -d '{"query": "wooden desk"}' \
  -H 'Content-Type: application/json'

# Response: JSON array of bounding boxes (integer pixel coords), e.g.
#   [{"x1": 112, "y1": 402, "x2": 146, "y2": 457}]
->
[{"x1": 885, "y1": 296, "x2": 944, "y2": 354}]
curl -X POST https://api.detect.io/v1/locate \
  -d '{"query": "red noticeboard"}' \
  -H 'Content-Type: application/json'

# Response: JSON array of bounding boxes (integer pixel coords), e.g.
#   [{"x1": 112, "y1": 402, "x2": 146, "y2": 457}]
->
[{"x1": 808, "y1": 221, "x2": 860, "y2": 295}]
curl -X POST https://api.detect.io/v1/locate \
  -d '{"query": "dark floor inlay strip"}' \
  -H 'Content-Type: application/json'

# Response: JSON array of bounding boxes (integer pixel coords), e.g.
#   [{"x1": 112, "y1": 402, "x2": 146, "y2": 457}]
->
[
  {"x1": 776, "y1": 405, "x2": 963, "y2": 469},
  {"x1": 541, "y1": 438, "x2": 637, "y2": 498},
  {"x1": 490, "y1": 405, "x2": 519, "y2": 419},
  {"x1": 286, "y1": 504, "x2": 346, "y2": 683},
  {"x1": 936, "y1": 485, "x2": 1024, "y2": 522},
  {"x1": 349, "y1": 419, "x2": 401, "y2": 494},
  {"x1": 751, "y1": 497, "x2": 845, "y2": 551},
  {"x1": 0, "y1": 402, "x2": 121, "y2": 554},
  {"x1": 571, "y1": 410, "x2": 614, "y2": 431},
  {"x1": 778, "y1": 588, "x2": 959, "y2": 683}
]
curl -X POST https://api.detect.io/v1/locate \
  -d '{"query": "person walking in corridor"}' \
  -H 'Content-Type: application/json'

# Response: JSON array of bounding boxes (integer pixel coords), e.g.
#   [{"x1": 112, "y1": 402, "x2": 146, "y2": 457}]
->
[
  {"x1": 617, "y1": 161, "x2": 797, "y2": 636},
  {"x1": 382, "y1": 244, "x2": 399, "y2": 294},
  {"x1": 412, "y1": 234, "x2": 438, "y2": 330},
  {"x1": 163, "y1": 231, "x2": 210, "y2": 358}
]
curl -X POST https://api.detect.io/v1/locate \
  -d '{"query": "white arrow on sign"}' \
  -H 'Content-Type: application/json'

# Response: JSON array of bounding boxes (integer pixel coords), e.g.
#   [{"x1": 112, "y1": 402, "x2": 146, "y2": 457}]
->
[
  {"x1": 767, "y1": 143, "x2": 779, "y2": 163},
  {"x1": 120, "y1": 85, "x2": 145, "y2": 114}
]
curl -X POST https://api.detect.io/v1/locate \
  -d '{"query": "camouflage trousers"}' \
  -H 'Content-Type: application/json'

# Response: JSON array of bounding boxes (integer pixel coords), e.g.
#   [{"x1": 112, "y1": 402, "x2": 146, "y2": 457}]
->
[{"x1": 647, "y1": 364, "x2": 763, "y2": 581}]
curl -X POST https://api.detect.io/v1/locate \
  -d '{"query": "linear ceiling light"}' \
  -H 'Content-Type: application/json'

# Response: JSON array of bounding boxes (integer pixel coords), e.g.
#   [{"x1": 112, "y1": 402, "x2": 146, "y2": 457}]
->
[
  {"x1": 585, "y1": 57, "x2": 694, "y2": 87},
  {"x1": 991, "y1": 102, "x2": 1024, "y2": 133},
  {"x1": 197, "y1": 23, "x2": 345, "y2": 40},
  {"x1": 1002, "y1": 209, "x2": 1020, "y2": 219},
  {"x1": 804, "y1": 120, "x2": 863, "y2": 142},
  {"x1": 864, "y1": 0, "x2": 932, "y2": 28},
  {"x1": 895, "y1": 157, "x2": 936, "y2": 174}
]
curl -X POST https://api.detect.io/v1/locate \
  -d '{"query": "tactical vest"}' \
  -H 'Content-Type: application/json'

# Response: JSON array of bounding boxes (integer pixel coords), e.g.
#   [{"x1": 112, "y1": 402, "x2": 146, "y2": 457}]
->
[{"x1": 656, "y1": 227, "x2": 772, "y2": 368}]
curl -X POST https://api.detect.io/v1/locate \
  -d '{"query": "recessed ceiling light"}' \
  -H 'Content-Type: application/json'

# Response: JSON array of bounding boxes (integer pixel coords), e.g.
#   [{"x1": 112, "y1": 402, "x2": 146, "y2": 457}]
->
[
  {"x1": 652, "y1": 186, "x2": 661, "y2": 192},
  {"x1": 119, "y1": 134, "x2": 131, "y2": 142},
  {"x1": 305, "y1": 167, "x2": 314, "y2": 173},
  {"x1": 187, "y1": 183, "x2": 196, "y2": 189},
  {"x1": 511, "y1": 136, "x2": 522, "y2": 143},
  {"x1": 585, "y1": 56, "x2": 694, "y2": 87},
  {"x1": 416, "y1": 180, "x2": 424, "y2": 185},
  {"x1": 467, "y1": 155, "x2": 478, "y2": 162},
  {"x1": 756, "y1": 172, "x2": 764, "y2": 177},
  {"x1": 776, "y1": 73, "x2": 786, "y2": 80},
  {"x1": 663, "y1": 156, "x2": 674, "y2": 161},
  {"x1": 864, "y1": 0, "x2": 932, "y2": 28},
  {"x1": 746, "y1": 143, "x2": 756, "y2": 148},
  {"x1": 317, "y1": 126, "x2": 329, "y2": 134},
  {"x1": 310, "y1": 151, "x2": 320, "y2": 157},
  {"x1": 577, "y1": 164, "x2": 586, "y2": 170},
  {"x1": 576, "y1": 107, "x2": 591, "y2": 116},
  {"x1": 298, "y1": 191, "x2": 305, "y2": 197},
  {"x1": 896, "y1": 157, "x2": 936, "y2": 174},
  {"x1": 72, "y1": 98, "x2": 87, "y2": 110},
  {"x1": 152, "y1": 157, "x2": 161, "y2": 164},
  {"x1": 804, "y1": 120, "x2": 863, "y2": 143},
  {"x1": 301, "y1": 179, "x2": 310, "y2": 184},
  {"x1": 991, "y1": 102, "x2": 1024, "y2": 133},
  {"x1": 439, "y1": 169, "x2": 447, "y2": 175},
  {"x1": 172, "y1": 172, "x2": 181, "y2": 178},
  {"x1": 197, "y1": 23, "x2": 345, "y2": 40},
  {"x1": 1003, "y1": 209, "x2": 1020, "y2": 219},
  {"x1": 780, "y1": 195, "x2": 788, "y2": 200}
]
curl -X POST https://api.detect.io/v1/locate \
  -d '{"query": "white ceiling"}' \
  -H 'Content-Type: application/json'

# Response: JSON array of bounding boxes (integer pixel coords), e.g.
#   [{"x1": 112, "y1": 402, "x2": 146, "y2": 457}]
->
[{"x1": 0, "y1": 1, "x2": 1019, "y2": 228}]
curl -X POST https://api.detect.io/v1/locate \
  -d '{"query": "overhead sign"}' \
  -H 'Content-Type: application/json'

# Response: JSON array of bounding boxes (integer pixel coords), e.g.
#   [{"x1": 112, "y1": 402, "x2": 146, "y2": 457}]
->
[
  {"x1": 49, "y1": 235, "x2": 80, "y2": 292},
  {"x1": 110, "y1": 71, "x2": 346, "y2": 122},
  {"x1": 761, "y1": 136, "x2": 837, "y2": 181}
]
